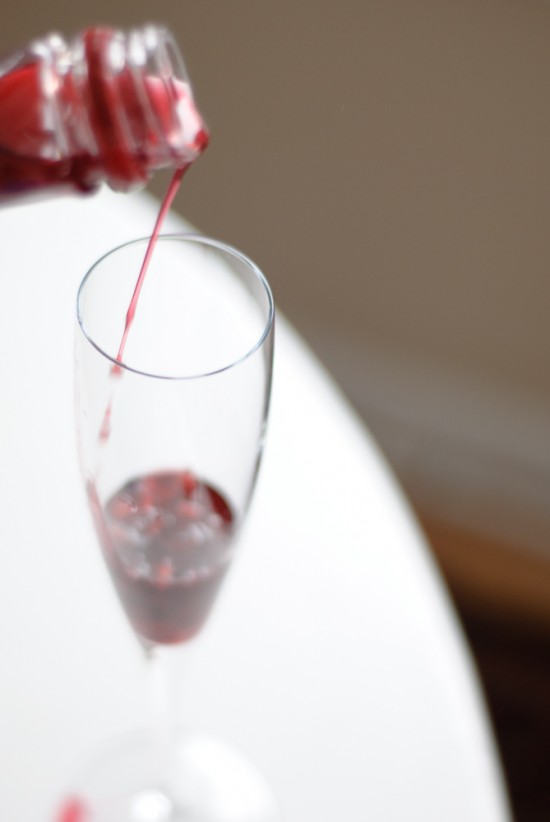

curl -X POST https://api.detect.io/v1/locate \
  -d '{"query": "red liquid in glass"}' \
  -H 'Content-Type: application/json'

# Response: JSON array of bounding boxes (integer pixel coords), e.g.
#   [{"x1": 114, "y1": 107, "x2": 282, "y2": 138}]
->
[{"x1": 89, "y1": 470, "x2": 234, "y2": 645}]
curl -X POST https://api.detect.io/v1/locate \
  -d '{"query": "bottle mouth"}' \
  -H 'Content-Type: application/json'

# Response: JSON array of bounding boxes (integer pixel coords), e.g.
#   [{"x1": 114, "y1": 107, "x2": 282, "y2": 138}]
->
[
  {"x1": 134, "y1": 26, "x2": 210, "y2": 162},
  {"x1": 81, "y1": 26, "x2": 209, "y2": 189}
]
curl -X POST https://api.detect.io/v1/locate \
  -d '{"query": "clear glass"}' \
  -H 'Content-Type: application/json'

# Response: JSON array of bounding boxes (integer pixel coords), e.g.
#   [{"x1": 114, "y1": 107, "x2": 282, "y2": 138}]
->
[{"x1": 69, "y1": 235, "x2": 276, "y2": 821}]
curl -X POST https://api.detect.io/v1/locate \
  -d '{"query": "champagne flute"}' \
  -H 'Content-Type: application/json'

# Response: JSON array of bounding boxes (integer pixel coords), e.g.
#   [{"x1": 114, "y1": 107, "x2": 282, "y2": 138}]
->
[{"x1": 70, "y1": 234, "x2": 275, "y2": 821}]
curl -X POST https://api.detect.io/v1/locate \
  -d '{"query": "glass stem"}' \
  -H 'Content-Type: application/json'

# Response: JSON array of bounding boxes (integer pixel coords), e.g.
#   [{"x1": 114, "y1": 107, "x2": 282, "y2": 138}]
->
[{"x1": 145, "y1": 644, "x2": 181, "y2": 796}]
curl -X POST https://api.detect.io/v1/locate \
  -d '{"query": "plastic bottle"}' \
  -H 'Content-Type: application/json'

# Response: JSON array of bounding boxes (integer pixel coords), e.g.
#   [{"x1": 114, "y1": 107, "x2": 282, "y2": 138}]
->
[{"x1": 0, "y1": 25, "x2": 208, "y2": 203}]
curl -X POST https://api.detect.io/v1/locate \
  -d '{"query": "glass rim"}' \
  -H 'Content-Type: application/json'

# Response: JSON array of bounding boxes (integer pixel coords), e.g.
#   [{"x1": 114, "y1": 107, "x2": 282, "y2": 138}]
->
[{"x1": 76, "y1": 232, "x2": 275, "y2": 381}]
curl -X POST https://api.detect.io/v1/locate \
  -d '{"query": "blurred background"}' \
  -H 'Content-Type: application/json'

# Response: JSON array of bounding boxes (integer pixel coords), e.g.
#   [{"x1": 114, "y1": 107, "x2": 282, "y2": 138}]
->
[{"x1": 1, "y1": 1, "x2": 549, "y2": 819}]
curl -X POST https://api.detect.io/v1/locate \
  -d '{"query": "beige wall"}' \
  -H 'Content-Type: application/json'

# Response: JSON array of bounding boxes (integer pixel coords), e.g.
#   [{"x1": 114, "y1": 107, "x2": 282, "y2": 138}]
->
[{"x1": 2, "y1": 1, "x2": 550, "y2": 549}]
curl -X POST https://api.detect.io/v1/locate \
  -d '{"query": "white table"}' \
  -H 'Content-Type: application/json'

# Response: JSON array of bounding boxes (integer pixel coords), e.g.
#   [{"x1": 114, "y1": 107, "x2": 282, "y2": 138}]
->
[{"x1": 0, "y1": 190, "x2": 511, "y2": 821}]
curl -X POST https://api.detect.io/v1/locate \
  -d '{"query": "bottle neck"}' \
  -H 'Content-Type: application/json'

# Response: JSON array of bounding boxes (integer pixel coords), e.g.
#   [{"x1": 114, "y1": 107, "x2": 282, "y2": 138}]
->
[{"x1": 50, "y1": 27, "x2": 208, "y2": 191}]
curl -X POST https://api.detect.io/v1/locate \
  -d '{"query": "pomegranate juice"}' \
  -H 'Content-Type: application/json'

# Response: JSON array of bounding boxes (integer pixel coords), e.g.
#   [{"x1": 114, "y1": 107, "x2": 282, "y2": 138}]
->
[{"x1": 90, "y1": 470, "x2": 235, "y2": 645}]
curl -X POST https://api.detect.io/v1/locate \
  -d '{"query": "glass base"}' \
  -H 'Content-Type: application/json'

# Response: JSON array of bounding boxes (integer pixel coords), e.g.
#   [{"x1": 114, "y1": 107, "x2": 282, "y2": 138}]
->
[{"x1": 55, "y1": 730, "x2": 280, "y2": 822}]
